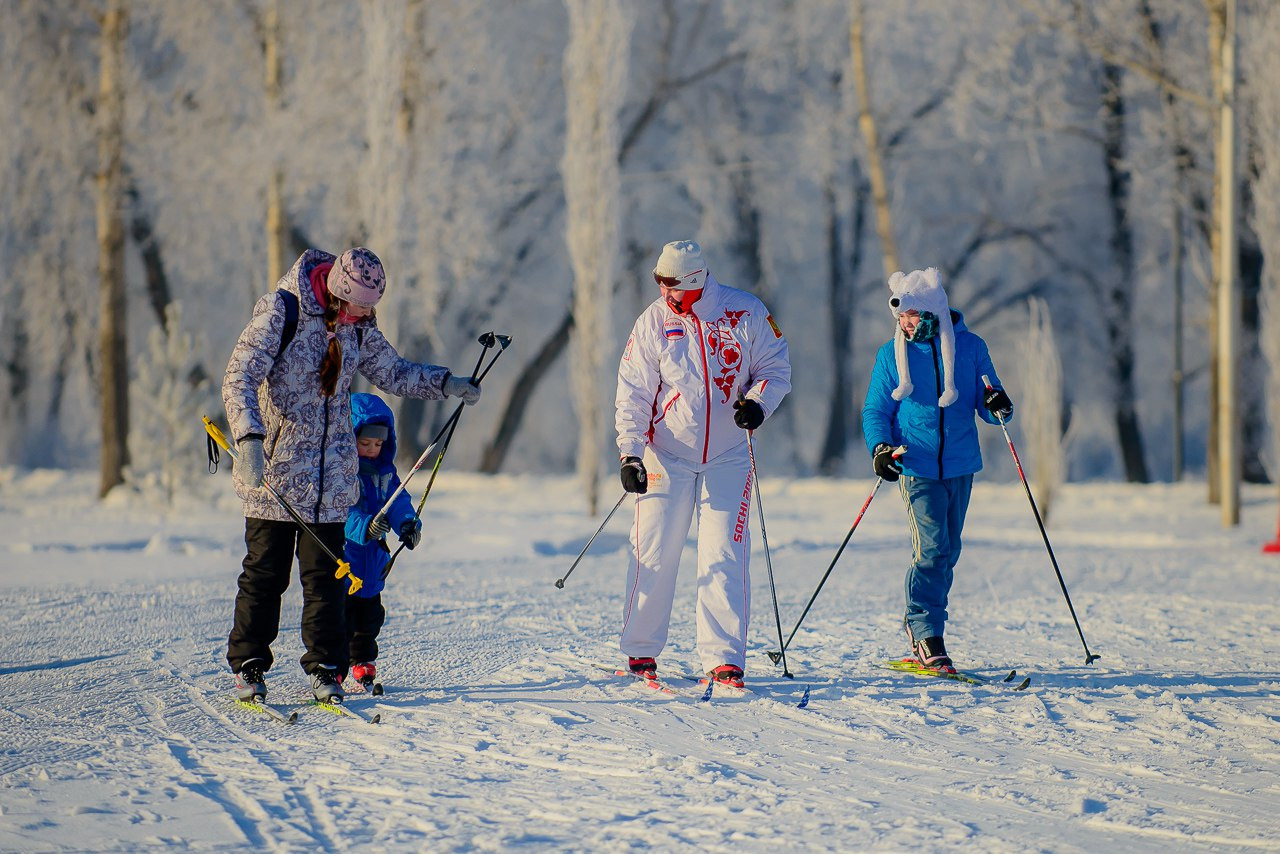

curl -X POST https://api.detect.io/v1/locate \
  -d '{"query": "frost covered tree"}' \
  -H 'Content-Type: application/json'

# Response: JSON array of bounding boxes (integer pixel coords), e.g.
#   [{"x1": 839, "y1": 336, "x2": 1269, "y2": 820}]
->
[
  {"x1": 1016, "y1": 298, "x2": 1068, "y2": 525},
  {"x1": 4, "y1": 0, "x2": 1279, "y2": 487},
  {"x1": 561, "y1": 0, "x2": 631, "y2": 513},
  {"x1": 1244, "y1": 2, "x2": 1280, "y2": 487},
  {"x1": 125, "y1": 302, "x2": 212, "y2": 505}
]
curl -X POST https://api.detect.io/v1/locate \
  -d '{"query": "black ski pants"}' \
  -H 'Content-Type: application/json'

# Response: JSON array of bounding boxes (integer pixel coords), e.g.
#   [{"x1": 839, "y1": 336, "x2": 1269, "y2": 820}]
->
[
  {"x1": 345, "y1": 594, "x2": 386, "y2": 665},
  {"x1": 227, "y1": 517, "x2": 348, "y2": 675}
]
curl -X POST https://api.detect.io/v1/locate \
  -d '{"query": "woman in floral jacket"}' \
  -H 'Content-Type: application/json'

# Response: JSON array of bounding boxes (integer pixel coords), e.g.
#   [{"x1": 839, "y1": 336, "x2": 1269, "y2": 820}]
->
[{"x1": 222, "y1": 247, "x2": 480, "y2": 703}]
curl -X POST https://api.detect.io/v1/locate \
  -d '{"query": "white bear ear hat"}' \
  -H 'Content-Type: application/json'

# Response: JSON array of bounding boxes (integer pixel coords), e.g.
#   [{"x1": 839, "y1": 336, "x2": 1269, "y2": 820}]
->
[{"x1": 887, "y1": 267, "x2": 958, "y2": 407}]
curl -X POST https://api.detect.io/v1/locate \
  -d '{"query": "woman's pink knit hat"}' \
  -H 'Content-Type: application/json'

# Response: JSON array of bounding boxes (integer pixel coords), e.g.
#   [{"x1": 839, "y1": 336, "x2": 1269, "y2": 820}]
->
[{"x1": 327, "y1": 247, "x2": 386, "y2": 307}]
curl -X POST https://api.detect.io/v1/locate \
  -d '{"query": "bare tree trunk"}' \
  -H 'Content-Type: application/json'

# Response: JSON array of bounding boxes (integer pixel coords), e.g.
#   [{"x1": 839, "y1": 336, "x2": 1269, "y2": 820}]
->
[
  {"x1": 1100, "y1": 62, "x2": 1149, "y2": 483},
  {"x1": 1207, "y1": 0, "x2": 1224, "y2": 502},
  {"x1": 97, "y1": 0, "x2": 128, "y2": 498},
  {"x1": 1213, "y1": 0, "x2": 1240, "y2": 524},
  {"x1": 850, "y1": 0, "x2": 898, "y2": 278},
  {"x1": 264, "y1": 0, "x2": 286, "y2": 290},
  {"x1": 125, "y1": 180, "x2": 172, "y2": 330},
  {"x1": 819, "y1": 174, "x2": 866, "y2": 475}
]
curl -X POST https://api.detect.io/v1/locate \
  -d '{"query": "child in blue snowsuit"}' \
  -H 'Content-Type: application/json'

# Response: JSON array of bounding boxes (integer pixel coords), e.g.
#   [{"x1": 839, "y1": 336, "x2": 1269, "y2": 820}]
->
[
  {"x1": 343, "y1": 393, "x2": 422, "y2": 688},
  {"x1": 861, "y1": 268, "x2": 1013, "y2": 673}
]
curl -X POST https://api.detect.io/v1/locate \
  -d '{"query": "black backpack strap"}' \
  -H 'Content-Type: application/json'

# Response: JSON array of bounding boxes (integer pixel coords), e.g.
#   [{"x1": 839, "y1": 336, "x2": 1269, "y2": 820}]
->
[
  {"x1": 274, "y1": 289, "x2": 364, "y2": 358},
  {"x1": 275, "y1": 290, "x2": 299, "y2": 360}
]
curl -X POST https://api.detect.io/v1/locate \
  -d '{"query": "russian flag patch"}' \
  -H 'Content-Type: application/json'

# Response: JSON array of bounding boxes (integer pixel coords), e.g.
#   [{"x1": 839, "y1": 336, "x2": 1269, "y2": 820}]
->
[{"x1": 664, "y1": 319, "x2": 685, "y2": 340}]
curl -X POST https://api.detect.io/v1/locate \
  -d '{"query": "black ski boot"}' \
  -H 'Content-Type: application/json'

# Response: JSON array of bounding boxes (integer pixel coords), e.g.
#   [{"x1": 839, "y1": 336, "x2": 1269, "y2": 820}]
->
[{"x1": 911, "y1": 636, "x2": 956, "y2": 674}]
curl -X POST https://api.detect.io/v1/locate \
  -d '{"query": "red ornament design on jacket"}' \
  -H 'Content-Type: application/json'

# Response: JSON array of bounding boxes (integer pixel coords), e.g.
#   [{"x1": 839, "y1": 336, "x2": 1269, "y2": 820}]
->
[{"x1": 707, "y1": 309, "x2": 749, "y2": 403}]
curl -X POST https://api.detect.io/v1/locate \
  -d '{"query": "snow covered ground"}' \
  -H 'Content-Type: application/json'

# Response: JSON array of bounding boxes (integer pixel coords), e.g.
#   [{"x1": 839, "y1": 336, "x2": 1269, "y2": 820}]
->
[{"x1": 2, "y1": 467, "x2": 1279, "y2": 852}]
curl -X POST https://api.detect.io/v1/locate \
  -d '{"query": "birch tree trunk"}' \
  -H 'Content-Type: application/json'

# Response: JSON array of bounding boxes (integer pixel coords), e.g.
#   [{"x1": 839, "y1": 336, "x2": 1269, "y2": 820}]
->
[
  {"x1": 850, "y1": 0, "x2": 898, "y2": 278},
  {"x1": 1213, "y1": 0, "x2": 1240, "y2": 525},
  {"x1": 97, "y1": 0, "x2": 129, "y2": 498},
  {"x1": 562, "y1": 0, "x2": 631, "y2": 514},
  {"x1": 264, "y1": 0, "x2": 286, "y2": 290},
  {"x1": 1207, "y1": 0, "x2": 1225, "y2": 503}
]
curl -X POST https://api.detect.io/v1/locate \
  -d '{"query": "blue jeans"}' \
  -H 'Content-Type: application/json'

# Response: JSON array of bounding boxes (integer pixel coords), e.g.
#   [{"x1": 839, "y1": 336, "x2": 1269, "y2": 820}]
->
[{"x1": 898, "y1": 474, "x2": 973, "y2": 640}]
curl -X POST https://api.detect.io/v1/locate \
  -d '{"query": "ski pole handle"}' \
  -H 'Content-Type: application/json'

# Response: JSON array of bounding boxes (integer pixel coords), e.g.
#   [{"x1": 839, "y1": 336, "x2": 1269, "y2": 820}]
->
[
  {"x1": 203, "y1": 416, "x2": 239, "y2": 461},
  {"x1": 373, "y1": 335, "x2": 514, "y2": 522}
]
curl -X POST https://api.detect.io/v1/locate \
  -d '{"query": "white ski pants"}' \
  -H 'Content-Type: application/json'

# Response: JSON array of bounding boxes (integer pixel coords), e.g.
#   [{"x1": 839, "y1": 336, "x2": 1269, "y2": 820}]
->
[{"x1": 620, "y1": 444, "x2": 753, "y2": 673}]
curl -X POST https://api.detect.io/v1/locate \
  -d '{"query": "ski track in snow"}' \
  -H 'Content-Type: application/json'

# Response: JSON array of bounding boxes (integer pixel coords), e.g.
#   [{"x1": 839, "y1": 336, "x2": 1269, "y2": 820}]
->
[{"x1": 1, "y1": 471, "x2": 1279, "y2": 851}]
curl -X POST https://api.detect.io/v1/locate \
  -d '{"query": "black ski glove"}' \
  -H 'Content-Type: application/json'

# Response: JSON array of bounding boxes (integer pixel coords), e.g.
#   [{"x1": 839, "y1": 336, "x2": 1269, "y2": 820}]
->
[
  {"x1": 366, "y1": 514, "x2": 390, "y2": 541},
  {"x1": 872, "y1": 443, "x2": 903, "y2": 482},
  {"x1": 983, "y1": 387, "x2": 1013, "y2": 419},
  {"x1": 732, "y1": 398, "x2": 765, "y2": 430},
  {"x1": 620, "y1": 456, "x2": 648, "y2": 494},
  {"x1": 398, "y1": 518, "x2": 422, "y2": 550}
]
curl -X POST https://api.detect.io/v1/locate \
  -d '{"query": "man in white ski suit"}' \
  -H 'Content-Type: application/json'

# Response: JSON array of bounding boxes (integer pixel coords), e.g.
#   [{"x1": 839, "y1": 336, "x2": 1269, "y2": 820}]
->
[{"x1": 615, "y1": 241, "x2": 791, "y2": 680}]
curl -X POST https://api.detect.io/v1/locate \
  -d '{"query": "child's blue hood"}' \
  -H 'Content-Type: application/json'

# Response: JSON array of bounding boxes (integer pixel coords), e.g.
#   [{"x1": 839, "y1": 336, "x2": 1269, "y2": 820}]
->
[{"x1": 350, "y1": 393, "x2": 398, "y2": 465}]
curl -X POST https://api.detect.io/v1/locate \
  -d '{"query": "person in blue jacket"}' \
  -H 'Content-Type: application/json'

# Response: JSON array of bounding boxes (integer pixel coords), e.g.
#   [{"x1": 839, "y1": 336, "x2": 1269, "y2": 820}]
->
[
  {"x1": 861, "y1": 268, "x2": 1013, "y2": 673},
  {"x1": 342, "y1": 392, "x2": 422, "y2": 688}
]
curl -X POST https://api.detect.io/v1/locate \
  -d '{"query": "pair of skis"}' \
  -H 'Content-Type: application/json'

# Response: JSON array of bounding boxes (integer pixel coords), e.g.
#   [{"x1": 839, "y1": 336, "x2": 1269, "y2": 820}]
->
[
  {"x1": 879, "y1": 658, "x2": 1032, "y2": 690},
  {"x1": 597, "y1": 665, "x2": 812, "y2": 709},
  {"x1": 234, "y1": 683, "x2": 384, "y2": 725}
]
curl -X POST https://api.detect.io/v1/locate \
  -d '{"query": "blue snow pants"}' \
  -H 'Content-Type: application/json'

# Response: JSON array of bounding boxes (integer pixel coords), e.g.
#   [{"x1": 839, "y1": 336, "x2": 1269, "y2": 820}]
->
[{"x1": 898, "y1": 473, "x2": 974, "y2": 641}]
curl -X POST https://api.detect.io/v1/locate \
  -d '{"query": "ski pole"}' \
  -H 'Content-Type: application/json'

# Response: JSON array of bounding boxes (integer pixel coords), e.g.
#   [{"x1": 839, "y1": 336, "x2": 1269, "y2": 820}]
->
[
  {"x1": 203, "y1": 416, "x2": 362, "y2": 594},
  {"x1": 381, "y1": 333, "x2": 512, "y2": 580},
  {"x1": 767, "y1": 445, "x2": 905, "y2": 665},
  {"x1": 554, "y1": 492, "x2": 627, "y2": 589},
  {"x1": 372, "y1": 333, "x2": 511, "y2": 533},
  {"x1": 982, "y1": 374, "x2": 1099, "y2": 665},
  {"x1": 744, "y1": 417, "x2": 792, "y2": 679}
]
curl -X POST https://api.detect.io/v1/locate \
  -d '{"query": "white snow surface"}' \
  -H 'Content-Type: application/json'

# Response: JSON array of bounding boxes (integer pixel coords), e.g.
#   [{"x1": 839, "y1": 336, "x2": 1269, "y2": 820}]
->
[{"x1": 2, "y1": 468, "x2": 1280, "y2": 852}]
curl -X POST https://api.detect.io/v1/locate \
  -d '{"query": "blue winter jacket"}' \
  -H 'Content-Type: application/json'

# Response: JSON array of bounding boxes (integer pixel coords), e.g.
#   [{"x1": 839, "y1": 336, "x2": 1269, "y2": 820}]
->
[
  {"x1": 343, "y1": 393, "x2": 417, "y2": 598},
  {"x1": 861, "y1": 310, "x2": 1008, "y2": 480}
]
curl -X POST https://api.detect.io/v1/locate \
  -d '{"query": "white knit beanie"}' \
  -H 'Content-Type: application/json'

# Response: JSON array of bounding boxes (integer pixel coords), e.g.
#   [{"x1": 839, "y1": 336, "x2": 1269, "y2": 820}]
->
[{"x1": 653, "y1": 240, "x2": 707, "y2": 290}]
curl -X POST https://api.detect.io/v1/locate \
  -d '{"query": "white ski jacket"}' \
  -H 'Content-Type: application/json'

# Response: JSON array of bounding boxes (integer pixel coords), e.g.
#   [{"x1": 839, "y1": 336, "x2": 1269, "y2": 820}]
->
[{"x1": 615, "y1": 273, "x2": 791, "y2": 464}]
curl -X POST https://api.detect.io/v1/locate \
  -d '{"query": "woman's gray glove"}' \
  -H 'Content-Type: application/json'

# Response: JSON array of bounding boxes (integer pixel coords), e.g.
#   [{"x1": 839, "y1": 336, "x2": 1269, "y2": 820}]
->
[
  {"x1": 237, "y1": 437, "x2": 265, "y2": 489},
  {"x1": 443, "y1": 374, "x2": 481, "y2": 405}
]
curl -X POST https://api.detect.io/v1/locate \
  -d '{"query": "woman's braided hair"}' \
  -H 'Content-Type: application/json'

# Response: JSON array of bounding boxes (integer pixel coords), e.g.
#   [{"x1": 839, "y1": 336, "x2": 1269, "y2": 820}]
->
[{"x1": 319, "y1": 300, "x2": 343, "y2": 397}]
